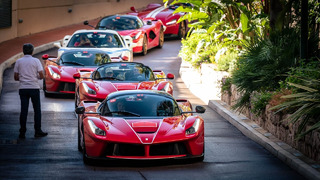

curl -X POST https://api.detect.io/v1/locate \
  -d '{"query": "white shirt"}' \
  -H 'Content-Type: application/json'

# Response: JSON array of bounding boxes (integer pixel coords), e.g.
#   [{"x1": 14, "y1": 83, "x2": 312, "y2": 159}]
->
[{"x1": 14, "y1": 55, "x2": 43, "y2": 89}]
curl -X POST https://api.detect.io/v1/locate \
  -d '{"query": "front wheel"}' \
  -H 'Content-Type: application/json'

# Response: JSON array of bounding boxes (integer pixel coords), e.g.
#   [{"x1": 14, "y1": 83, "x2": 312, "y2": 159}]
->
[
  {"x1": 157, "y1": 27, "x2": 164, "y2": 48},
  {"x1": 178, "y1": 21, "x2": 186, "y2": 39},
  {"x1": 43, "y1": 80, "x2": 50, "y2": 97},
  {"x1": 141, "y1": 35, "x2": 148, "y2": 56}
]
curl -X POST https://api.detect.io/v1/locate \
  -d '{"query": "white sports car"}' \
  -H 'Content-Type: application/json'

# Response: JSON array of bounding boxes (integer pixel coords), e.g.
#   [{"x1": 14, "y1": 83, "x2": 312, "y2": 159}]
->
[{"x1": 55, "y1": 29, "x2": 133, "y2": 62}]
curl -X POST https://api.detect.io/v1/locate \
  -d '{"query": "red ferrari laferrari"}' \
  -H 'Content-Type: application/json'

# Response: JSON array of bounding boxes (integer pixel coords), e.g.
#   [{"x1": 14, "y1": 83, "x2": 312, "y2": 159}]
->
[
  {"x1": 85, "y1": 14, "x2": 164, "y2": 55},
  {"x1": 128, "y1": 3, "x2": 193, "y2": 39},
  {"x1": 75, "y1": 90, "x2": 206, "y2": 164},
  {"x1": 73, "y1": 62, "x2": 174, "y2": 107},
  {"x1": 42, "y1": 49, "x2": 111, "y2": 97}
]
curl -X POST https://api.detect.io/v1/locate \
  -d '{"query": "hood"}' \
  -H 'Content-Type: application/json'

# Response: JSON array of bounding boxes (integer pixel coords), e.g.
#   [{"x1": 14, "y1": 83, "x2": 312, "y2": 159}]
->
[
  {"x1": 117, "y1": 30, "x2": 137, "y2": 37},
  {"x1": 59, "y1": 66, "x2": 95, "y2": 82},
  {"x1": 97, "y1": 81, "x2": 155, "y2": 94},
  {"x1": 104, "y1": 116, "x2": 185, "y2": 144}
]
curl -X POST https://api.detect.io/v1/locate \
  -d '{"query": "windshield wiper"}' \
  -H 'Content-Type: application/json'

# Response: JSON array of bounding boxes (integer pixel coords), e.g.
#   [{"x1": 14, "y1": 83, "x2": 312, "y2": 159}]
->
[
  {"x1": 109, "y1": 111, "x2": 140, "y2": 117},
  {"x1": 63, "y1": 61, "x2": 85, "y2": 66}
]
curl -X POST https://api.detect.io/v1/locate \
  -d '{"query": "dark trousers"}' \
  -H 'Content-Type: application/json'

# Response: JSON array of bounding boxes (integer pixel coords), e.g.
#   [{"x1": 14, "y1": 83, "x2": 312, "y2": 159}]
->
[{"x1": 19, "y1": 89, "x2": 41, "y2": 133}]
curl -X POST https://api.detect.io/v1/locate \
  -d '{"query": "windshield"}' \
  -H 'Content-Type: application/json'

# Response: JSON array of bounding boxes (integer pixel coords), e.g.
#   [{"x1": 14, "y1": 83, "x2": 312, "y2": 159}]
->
[
  {"x1": 67, "y1": 32, "x2": 123, "y2": 48},
  {"x1": 92, "y1": 63, "x2": 155, "y2": 81},
  {"x1": 101, "y1": 94, "x2": 181, "y2": 117},
  {"x1": 58, "y1": 51, "x2": 111, "y2": 66},
  {"x1": 96, "y1": 16, "x2": 141, "y2": 31}
]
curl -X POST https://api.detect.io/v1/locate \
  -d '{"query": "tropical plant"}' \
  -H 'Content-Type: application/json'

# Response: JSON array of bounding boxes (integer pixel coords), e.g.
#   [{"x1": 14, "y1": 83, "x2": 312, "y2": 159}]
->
[
  {"x1": 231, "y1": 29, "x2": 300, "y2": 111},
  {"x1": 270, "y1": 64, "x2": 320, "y2": 139}
]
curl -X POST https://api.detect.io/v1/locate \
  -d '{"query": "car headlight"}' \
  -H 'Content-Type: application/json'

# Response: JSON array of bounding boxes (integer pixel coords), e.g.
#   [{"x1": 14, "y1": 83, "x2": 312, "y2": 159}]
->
[
  {"x1": 166, "y1": 19, "x2": 177, "y2": 26},
  {"x1": 88, "y1": 120, "x2": 106, "y2": 136},
  {"x1": 82, "y1": 83, "x2": 96, "y2": 95},
  {"x1": 186, "y1": 118, "x2": 201, "y2": 135},
  {"x1": 48, "y1": 67, "x2": 60, "y2": 79},
  {"x1": 132, "y1": 31, "x2": 142, "y2": 40}
]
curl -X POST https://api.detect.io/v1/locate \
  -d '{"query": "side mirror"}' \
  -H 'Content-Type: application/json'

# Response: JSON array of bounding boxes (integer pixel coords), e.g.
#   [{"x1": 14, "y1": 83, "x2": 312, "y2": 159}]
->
[
  {"x1": 42, "y1": 54, "x2": 49, "y2": 60},
  {"x1": 166, "y1": 73, "x2": 175, "y2": 79},
  {"x1": 83, "y1": 20, "x2": 89, "y2": 25},
  {"x1": 146, "y1": 20, "x2": 152, "y2": 25},
  {"x1": 130, "y1": 6, "x2": 137, "y2": 13},
  {"x1": 73, "y1": 72, "x2": 81, "y2": 79},
  {"x1": 75, "y1": 106, "x2": 85, "y2": 114},
  {"x1": 62, "y1": 35, "x2": 71, "y2": 47},
  {"x1": 195, "y1": 106, "x2": 206, "y2": 113}
]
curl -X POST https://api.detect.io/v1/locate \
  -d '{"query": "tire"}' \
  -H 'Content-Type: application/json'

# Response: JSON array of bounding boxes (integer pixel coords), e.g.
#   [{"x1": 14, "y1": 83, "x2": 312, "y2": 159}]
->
[
  {"x1": 43, "y1": 80, "x2": 50, "y2": 97},
  {"x1": 75, "y1": 88, "x2": 79, "y2": 108},
  {"x1": 141, "y1": 34, "x2": 148, "y2": 56},
  {"x1": 157, "y1": 27, "x2": 164, "y2": 48},
  {"x1": 178, "y1": 21, "x2": 186, "y2": 39},
  {"x1": 77, "y1": 115, "x2": 82, "y2": 152},
  {"x1": 82, "y1": 127, "x2": 93, "y2": 165}
]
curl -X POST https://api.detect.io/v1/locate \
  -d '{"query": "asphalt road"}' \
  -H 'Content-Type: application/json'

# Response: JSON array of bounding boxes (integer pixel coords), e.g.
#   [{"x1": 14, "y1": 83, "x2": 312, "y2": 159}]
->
[{"x1": 0, "y1": 39, "x2": 306, "y2": 179}]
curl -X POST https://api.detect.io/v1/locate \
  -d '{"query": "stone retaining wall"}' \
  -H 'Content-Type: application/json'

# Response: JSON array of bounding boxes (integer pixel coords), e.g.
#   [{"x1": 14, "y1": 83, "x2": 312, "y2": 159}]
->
[{"x1": 221, "y1": 84, "x2": 320, "y2": 162}]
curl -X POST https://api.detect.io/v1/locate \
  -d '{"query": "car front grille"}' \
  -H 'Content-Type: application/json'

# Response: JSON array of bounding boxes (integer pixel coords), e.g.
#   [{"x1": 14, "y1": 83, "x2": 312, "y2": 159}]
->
[
  {"x1": 58, "y1": 82, "x2": 75, "y2": 92},
  {"x1": 105, "y1": 142, "x2": 187, "y2": 157}
]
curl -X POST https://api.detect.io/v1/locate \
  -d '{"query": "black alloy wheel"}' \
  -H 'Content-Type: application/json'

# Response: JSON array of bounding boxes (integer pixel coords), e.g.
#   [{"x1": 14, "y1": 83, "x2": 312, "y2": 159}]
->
[{"x1": 178, "y1": 21, "x2": 186, "y2": 39}]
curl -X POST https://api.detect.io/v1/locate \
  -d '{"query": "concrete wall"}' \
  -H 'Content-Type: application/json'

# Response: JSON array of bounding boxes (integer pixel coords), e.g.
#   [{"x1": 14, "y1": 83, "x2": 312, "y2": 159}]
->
[{"x1": 0, "y1": 0, "x2": 163, "y2": 43}]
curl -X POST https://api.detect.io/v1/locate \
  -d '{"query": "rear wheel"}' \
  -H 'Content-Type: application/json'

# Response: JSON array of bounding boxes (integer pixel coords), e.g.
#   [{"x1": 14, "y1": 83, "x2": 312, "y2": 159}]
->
[
  {"x1": 141, "y1": 34, "x2": 148, "y2": 56},
  {"x1": 178, "y1": 21, "x2": 186, "y2": 39},
  {"x1": 157, "y1": 27, "x2": 164, "y2": 48}
]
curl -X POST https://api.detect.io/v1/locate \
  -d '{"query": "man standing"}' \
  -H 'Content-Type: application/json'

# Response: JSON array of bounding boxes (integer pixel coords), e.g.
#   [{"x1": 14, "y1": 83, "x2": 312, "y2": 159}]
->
[{"x1": 14, "y1": 43, "x2": 48, "y2": 139}]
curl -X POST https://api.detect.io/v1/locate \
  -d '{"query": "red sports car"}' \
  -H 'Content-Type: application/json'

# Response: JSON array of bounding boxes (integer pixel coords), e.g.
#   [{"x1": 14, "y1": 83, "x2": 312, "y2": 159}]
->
[
  {"x1": 73, "y1": 62, "x2": 174, "y2": 107},
  {"x1": 85, "y1": 14, "x2": 164, "y2": 55},
  {"x1": 42, "y1": 49, "x2": 111, "y2": 97},
  {"x1": 75, "y1": 90, "x2": 206, "y2": 164},
  {"x1": 128, "y1": 3, "x2": 193, "y2": 39}
]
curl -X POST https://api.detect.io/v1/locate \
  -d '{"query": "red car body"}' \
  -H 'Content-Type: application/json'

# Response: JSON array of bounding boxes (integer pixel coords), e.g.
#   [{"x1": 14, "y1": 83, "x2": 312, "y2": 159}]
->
[
  {"x1": 42, "y1": 49, "x2": 111, "y2": 97},
  {"x1": 75, "y1": 90, "x2": 206, "y2": 163},
  {"x1": 74, "y1": 62, "x2": 174, "y2": 107},
  {"x1": 91, "y1": 15, "x2": 164, "y2": 55},
  {"x1": 128, "y1": 3, "x2": 192, "y2": 38}
]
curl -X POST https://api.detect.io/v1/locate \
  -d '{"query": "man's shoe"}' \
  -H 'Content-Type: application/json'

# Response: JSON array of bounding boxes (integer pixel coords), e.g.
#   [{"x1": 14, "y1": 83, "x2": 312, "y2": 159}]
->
[
  {"x1": 34, "y1": 131, "x2": 48, "y2": 137},
  {"x1": 19, "y1": 133, "x2": 25, "y2": 139}
]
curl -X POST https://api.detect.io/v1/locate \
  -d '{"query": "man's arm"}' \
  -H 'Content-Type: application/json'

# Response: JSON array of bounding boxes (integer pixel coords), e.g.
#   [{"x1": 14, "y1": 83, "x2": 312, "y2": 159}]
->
[
  {"x1": 38, "y1": 71, "x2": 44, "y2": 80},
  {"x1": 14, "y1": 72, "x2": 19, "y2": 81}
]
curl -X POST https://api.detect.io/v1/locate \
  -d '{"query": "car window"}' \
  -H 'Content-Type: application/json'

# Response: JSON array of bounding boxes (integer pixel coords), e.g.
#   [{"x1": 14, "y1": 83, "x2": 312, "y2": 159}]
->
[
  {"x1": 58, "y1": 51, "x2": 111, "y2": 66},
  {"x1": 67, "y1": 32, "x2": 124, "y2": 48},
  {"x1": 101, "y1": 94, "x2": 181, "y2": 117},
  {"x1": 97, "y1": 16, "x2": 139, "y2": 30},
  {"x1": 93, "y1": 63, "x2": 155, "y2": 81}
]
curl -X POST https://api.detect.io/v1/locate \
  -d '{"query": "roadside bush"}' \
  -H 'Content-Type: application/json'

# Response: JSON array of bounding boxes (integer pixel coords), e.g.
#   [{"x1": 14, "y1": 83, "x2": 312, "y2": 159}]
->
[{"x1": 231, "y1": 29, "x2": 300, "y2": 111}]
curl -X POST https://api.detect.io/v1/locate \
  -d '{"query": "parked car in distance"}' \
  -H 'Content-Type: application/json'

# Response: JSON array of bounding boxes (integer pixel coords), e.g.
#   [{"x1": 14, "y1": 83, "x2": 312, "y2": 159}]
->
[
  {"x1": 84, "y1": 14, "x2": 164, "y2": 55},
  {"x1": 128, "y1": 3, "x2": 193, "y2": 39}
]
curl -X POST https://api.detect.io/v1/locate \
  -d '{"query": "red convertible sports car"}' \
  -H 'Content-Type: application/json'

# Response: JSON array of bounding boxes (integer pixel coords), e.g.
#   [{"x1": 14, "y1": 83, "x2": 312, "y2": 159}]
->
[
  {"x1": 84, "y1": 14, "x2": 164, "y2": 55},
  {"x1": 128, "y1": 3, "x2": 192, "y2": 39},
  {"x1": 42, "y1": 49, "x2": 111, "y2": 97},
  {"x1": 75, "y1": 90, "x2": 206, "y2": 164},
  {"x1": 73, "y1": 62, "x2": 174, "y2": 107}
]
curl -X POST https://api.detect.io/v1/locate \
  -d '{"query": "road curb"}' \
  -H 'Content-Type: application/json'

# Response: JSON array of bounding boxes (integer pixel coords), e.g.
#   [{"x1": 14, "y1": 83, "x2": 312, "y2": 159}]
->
[{"x1": 207, "y1": 97, "x2": 320, "y2": 180}]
